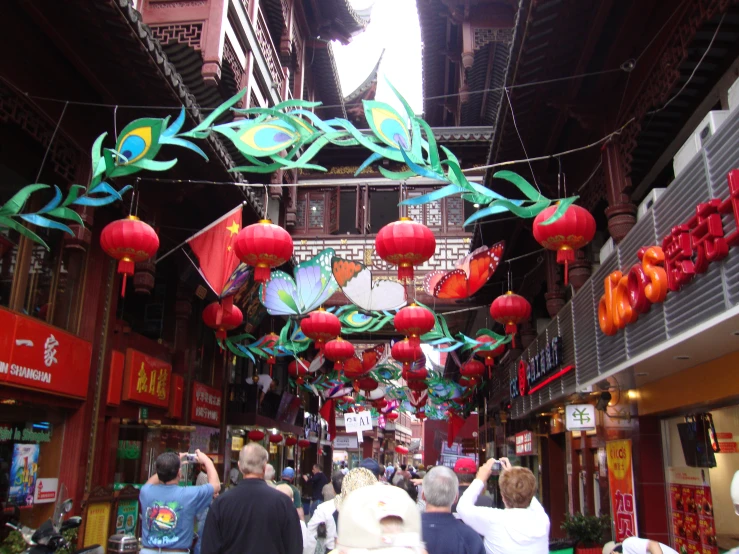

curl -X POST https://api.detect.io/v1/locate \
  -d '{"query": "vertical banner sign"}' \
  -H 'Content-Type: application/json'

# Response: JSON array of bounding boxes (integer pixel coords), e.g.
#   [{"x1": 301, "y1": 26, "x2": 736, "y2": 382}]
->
[
  {"x1": 9, "y1": 444, "x2": 39, "y2": 508},
  {"x1": 667, "y1": 467, "x2": 717, "y2": 554},
  {"x1": 606, "y1": 439, "x2": 638, "y2": 542},
  {"x1": 191, "y1": 382, "x2": 222, "y2": 426},
  {"x1": 115, "y1": 499, "x2": 139, "y2": 536},
  {"x1": 83, "y1": 501, "x2": 111, "y2": 547}
]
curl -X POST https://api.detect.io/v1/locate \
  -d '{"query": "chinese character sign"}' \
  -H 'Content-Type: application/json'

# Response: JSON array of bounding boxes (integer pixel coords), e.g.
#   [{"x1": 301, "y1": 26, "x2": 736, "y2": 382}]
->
[
  {"x1": 667, "y1": 467, "x2": 717, "y2": 554},
  {"x1": 515, "y1": 431, "x2": 534, "y2": 456},
  {"x1": 122, "y1": 349, "x2": 171, "y2": 408},
  {"x1": 606, "y1": 439, "x2": 637, "y2": 543},
  {"x1": 565, "y1": 404, "x2": 596, "y2": 431},
  {"x1": 191, "y1": 382, "x2": 222, "y2": 426}
]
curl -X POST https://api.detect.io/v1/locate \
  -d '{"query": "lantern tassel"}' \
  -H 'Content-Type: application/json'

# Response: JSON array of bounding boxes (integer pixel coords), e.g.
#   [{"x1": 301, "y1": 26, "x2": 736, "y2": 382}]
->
[
  {"x1": 254, "y1": 265, "x2": 271, "y2": 283},
  {"x1": 505, "y1": 323, "x2": 517, "y2": 348},
  {"x1": 398, "y1": 264, "x2": 413, "y2": 281},
  {"x1": 557, "y1": 249, "x2": 575, "y2": 287},
  {"x1": 120, "y1": 273, "x2": 127, "y2": 297}
]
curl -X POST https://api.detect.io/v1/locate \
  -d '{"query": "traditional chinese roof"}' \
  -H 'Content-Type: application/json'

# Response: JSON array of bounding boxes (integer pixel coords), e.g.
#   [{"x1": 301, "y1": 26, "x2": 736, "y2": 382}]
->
[
  {"x1": 344, "y1": 50, "x2": 384, "y2": 125},
  {"x1": 308, "y1": 41, "x2": 347, "y2": 120}
]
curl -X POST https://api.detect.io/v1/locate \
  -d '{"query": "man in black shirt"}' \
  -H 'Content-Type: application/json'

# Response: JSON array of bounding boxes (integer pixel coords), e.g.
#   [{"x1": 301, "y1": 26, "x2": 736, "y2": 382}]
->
[
  {"x1": 451, "y1": 458, "x2": 493, "y2": 513},
  {"x1": 302, "y1": 464, "x2": 329, "y2": 516},
  {"x1": 201, "y1": 443, "x2": 302, "y2": 554}
]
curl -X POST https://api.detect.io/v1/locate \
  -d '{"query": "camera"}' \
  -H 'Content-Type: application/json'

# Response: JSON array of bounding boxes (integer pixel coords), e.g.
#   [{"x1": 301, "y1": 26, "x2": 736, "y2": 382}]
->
[
  {"x1": 492, "y1": 461, "x2": 502, "y2": 472},
  {"x1": 184, "y1": 453, "x2": 198, "y2": 464}
]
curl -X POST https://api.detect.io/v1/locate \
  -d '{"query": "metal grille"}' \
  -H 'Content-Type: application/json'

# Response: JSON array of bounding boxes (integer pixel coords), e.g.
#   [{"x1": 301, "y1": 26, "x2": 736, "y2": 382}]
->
[{"x1": 573, "y1": 279, "x2": 598, "y2": 387}]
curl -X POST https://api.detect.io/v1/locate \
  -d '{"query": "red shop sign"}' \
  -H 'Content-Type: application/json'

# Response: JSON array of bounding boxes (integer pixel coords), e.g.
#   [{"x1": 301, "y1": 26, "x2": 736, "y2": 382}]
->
[
  {"x1": 515, "y1": 431, "x2": 534, "y2": 456},
  {"x1": 0, "y1": 307, "x2": 92, "y2": 398},
  {"x1": 191, "y1": 382, "x2": 222, "y2": 426},
  {"x1": 122, "y1": 348, "x2": 171, "y2": 408},
  {"x1": 600, "y1": 169, "x2": 739, "y2": 335}
]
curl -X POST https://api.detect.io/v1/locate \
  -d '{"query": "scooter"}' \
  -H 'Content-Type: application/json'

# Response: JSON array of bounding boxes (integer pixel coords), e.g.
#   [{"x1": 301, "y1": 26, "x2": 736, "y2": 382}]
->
[{"x1": 6, "y1": 485, "x2": 103, "y2": 554}]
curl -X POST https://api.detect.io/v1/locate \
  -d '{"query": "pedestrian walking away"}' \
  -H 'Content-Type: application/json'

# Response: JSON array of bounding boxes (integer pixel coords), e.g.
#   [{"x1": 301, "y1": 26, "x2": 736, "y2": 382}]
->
[
  {"x1": 303, "y1": 464, "x2": 329, "y2": 516},
  {"x1": 200, "y1": 443, "x2": 302, "y2": 554},
  {"x1": 305, "y1": 471, "x2": 344, "y2": 554},
  {"x1": 139, "y1": 450, "x2": 220, "y2": 554},
  {"x1": 278, "y1": 466, "x2": 305, "y2": 520}
]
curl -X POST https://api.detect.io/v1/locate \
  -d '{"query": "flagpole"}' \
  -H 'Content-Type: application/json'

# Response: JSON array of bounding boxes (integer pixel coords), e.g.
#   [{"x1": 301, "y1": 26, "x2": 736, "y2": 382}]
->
[{"x1": 155, "y1": 201, "x2": 246, "y2": 264}]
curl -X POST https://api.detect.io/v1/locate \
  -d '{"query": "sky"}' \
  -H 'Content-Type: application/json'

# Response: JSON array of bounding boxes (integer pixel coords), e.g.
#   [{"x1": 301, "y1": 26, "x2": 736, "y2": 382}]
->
[{"x1": 332, "y1": 0, "x2": 423, "y2": 117}]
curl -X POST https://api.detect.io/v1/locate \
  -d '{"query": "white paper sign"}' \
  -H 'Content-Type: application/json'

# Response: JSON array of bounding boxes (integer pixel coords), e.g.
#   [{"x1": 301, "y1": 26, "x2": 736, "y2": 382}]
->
[
  {"x1": 565, "y1": 404, "x2": 596, "y2": 431},
  {"x1": 344, "y1": 413, "x2": 373, "y2": 433},
  {"x1": 34, "y1": 478, "x2": 58, "y2": 504},
  {"x1": 334, "y1": 435, "x2": 359, "y2": 449}
]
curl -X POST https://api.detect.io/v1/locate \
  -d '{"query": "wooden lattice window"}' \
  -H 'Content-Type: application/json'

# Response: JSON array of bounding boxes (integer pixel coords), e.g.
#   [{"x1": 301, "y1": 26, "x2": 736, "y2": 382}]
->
[
  {"x1": 404, "y1": 190, "x2": 466, "y2": 233},
  {"x1": 293, "y1": 190, "x2": 339, "y2": 235}
]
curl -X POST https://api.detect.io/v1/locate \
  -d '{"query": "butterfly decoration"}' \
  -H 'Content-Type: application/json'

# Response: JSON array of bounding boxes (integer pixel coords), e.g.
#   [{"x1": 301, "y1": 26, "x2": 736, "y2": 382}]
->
[
  {"x1": 259, "y1": 248, "x2": 338, "y2": 316},
  {"x1": 332, "y1": 256, "x2": 407, "y2": 311},
  {"x1": 423, "y1": 242, "x2": 505, "y2": 299}
]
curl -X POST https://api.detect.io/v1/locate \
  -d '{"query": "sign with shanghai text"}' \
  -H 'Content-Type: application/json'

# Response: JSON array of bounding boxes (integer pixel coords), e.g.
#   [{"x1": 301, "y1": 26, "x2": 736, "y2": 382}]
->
[
  {"x1": 0, "y1": 307, "x2": 92, "y2": 398},
  {"x1": 191, "y1": 382, "x2": 222, "y2": 426},
  {"x1": 122, "y1": 349, "x2": 171, "y2": 408},
  {"x1": 565, "y1": 404, "x2": 596, "y2": 431}
]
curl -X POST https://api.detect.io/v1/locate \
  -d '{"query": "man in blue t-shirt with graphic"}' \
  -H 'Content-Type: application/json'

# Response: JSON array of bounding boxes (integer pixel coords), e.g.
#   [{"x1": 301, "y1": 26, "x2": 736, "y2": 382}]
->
[{"x1": 139, "y1": 450, "x2": 220, "y2": 554}]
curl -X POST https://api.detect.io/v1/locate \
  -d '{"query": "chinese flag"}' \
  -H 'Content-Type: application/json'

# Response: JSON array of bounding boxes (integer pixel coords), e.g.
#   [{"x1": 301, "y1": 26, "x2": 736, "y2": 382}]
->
[{"x1": 187, "y1": 206, "x2": 242, "y2": 297}]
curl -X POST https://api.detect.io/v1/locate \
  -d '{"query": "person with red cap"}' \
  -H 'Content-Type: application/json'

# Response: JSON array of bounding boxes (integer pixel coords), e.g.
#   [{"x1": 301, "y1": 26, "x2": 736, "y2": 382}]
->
[{"x1": 451, "y1": 458, "x2": 493, "y2": 514}]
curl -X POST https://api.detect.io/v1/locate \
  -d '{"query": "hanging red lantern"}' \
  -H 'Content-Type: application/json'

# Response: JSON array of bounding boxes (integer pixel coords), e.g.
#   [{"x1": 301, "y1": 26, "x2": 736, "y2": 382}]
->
[
  {"x1": 402, "y1": 367, "x2": 428, "y2": 381},
  {"x1": 234, "y1": 219, "x2": 293, "y2": 283},
  {"x1": 100, "y1": 215, "x2": 159, "y2": 297},
  {"x1": 202, "y1": 302, "x2": 243, "y2": 342},
  {"x1": 288, "y1": 358, "x2": 308, "y2": 385},
  {"x1": 391, "y1": 339, "x2": 422, "y2": 371},
  {"x1": 394, "y1": 304, "x2": 435, "y2": 346},
  {"x1": 461, "y1": 359, "x2": 485, "y2": 379},
  {"x1": 297, "y1": 439, "x2": 311, "y2": 449},
  {"x1": 374, "y1": 399, "x2": 388, "y2": 410},
  {"x1": 395, "y1": 445, "x2": 409, "y2": 455},
  {"x1": 261, "y1": 332, "x2": 280, "y2": 375},
  {"x1": 343, "y1": 357, "x2": 369, "y2": 380},
  {"x1": 475, "y1": 335, "x2": 505, "y2": 367},
  {"x1": 284, "y1": 436, "x2": 298, "y2": 447},
  {"x1": 489, "y1": 291, "x2": 531, "y2": 348},
  {"x1": 356, "y1": 377, "x2": 378, "y2": 392},
  {"x1": 459, "y1": 375, "x2": 479, "y2": 388},
  {"x1": 406, "y1": 379, "x2": 427, "y2": 391},
  {"x1": 415, "y1": 411, "x2": 427, "y2": 421},
  {"x1": 375, "y1": 218, "x2": 436, "y2": 281},
  {"x1": 248, "y1": 430, "x2": 265, "y2": 442},
  {"x1": 533, "y1": 204, "x2": 595, "y2": 286},
  {"x1": 268, "y1": 433, "x2": 284, "y2": 444},
  {"x1": 386, "y1": 411, "x2": 399, "y2": 422},
  {"x1": 301, "y1": 308, "x2": 341, "y2": 351},
  {"x1": 324, "y1": 337, "x2": 355, "y2": 371}
]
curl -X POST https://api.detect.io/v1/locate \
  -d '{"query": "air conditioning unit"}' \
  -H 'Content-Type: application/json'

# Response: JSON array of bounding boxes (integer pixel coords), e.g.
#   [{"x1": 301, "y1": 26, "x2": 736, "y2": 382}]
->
[
  {"x1": 673, "y1": 110, "x2": 730, "y2": 178},
  {"x1": 599, "y1": 237, "x2": 614, "y2": 264},
  {"x1": 637, "y1": 188, "x2": 666, "y2": 221},
  {"x1": 728, "y1": 75, "x2": 739, "y2": 112}
]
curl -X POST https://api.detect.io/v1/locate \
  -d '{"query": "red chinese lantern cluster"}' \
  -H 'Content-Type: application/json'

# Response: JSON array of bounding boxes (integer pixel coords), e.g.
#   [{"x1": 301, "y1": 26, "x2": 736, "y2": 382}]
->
[
  {"x1": 288, "y1": 358, "x2": 308, "y2": 385},
  {"x1": 247, "y1": 429, "x2": 265, "y2": 442},
  {"x1": 100, "y1": 215, "x2": 160, "y2": 297},
  {"x1": 301, "y1": 309, "x2": 341, "y2": 351},
  {"x1": 489, "y1": 292, "x2": 531, "y2": 348},
  {"x1": 533, "y1": 204, "x2": 595, "y2": 285},
  {"x1": 391, "y1": 339, "x2": 422, "y2": 371},
  {"x1": 324, "y1": 337, "x2": 355, "y2": 371},
  {"x1": 375, "y1": 218, "x2": 436, "y2": 281},
  {"x1": 202, "y1": 302, "x2": 243, "y2": 342},
  {"x1": 394, "y1": 304, "x2": 435, "y2": 346},
  {"x1": 234, "y1": 219, "x2": 293, "y2": 283}
]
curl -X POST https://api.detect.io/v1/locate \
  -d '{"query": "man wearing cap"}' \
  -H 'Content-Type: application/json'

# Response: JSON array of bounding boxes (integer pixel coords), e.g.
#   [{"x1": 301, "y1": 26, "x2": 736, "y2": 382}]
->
[
  {"x1": 451, "y1": 458, "x2": 493, "y2": 514},
  {"x1": 359, "y1": 457, "x2": 384, "y2": 480},
  {"x1": 278, "y1": 466, "x2": 305, "y2": 520}
]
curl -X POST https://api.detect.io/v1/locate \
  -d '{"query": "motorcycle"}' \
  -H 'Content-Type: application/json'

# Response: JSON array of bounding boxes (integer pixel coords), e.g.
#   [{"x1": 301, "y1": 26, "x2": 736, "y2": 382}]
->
[{"x1": 5, "y1": 484, "x2": 103, "y2": 554}]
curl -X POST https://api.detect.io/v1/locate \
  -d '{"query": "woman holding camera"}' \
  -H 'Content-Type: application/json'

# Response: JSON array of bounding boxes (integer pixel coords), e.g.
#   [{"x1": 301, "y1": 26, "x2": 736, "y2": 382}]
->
[{"x1": 456, "y1": 457, "x2": 550, "y2": 554}]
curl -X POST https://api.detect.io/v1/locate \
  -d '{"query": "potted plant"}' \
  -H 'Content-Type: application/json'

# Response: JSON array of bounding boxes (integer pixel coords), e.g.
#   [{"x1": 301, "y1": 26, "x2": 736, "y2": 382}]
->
[{"x1": 561, "y1": 513, "x2": 611, "y2": 554}]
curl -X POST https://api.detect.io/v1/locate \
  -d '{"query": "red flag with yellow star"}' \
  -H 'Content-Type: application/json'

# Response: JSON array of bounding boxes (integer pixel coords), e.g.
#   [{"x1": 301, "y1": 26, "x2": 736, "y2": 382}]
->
[{"x1": 187, "y1": 205, "x2": 242, "y2": 296}]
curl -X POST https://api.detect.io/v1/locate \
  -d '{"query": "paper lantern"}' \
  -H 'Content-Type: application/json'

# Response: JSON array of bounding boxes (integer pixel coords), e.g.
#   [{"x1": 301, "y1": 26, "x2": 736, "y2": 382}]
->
[
  {"x1": 402, "y1": 367, "x2": 428, "y2": 381},
  {"x1": 406, "y1": 379, "x2": 427, "y2": 391},
  {"x1": 248, "y1": 430, "x2": 265, "y2": 442},
  {"x1": 375, "y1": 218, "x2": 436, "y2": 281},
  {"x1": 395, "y1": 445, "x2": 409, "y2": 455},
  {"x1": 297, "y1": 439, "x2": 311, "y2": 448},
  {"x1": 475, "y1": 335, "x2": 505, "y2": 367},
  {"x1": 391, "y1": 339, "x2": 422, "y2": 371},
  {"x1": 284, "y1": 436, "x2": 298, "y2": 447},
  {"x1": 100, "y1": 215, "x2": 159, "y2": 297},
  {"x1": 356, "y1": 377, "x2": 378, "y2": 392},
  {"x1": 202, "y1": 302, "x2": 243, "y2": 341},
  {"x1": 459, "y1": 375, "x2": 479, "y2": 388},
  {"x1": 489, "y1": 292, "x2": 531, "y2": 348},
  {"x1": 460, "y1": 359, "x2": 485, "y2": 378},
  {"x1": 374, "y1": 399, "x2": 388, "y2": 410},
  {"x1": 301, "y1": 309, "x2": 341, "y2": 351},
  {"x1": 261, "y1": 332, "x2": 280, "y2": 376},
  {"x1": 415, "y1": 411, "x2": 427, "y2": 421},
  {"x1": 268, "y1": 433, "x2": 283, "y2": 444},
  {"x1": 533, "y1": 204, "x2": 595, "y2": 285},
  {"x1": 386, "y1": 411, "x2": 399, "y2": 421},
  {"x1": 324, "y1": 337, "x2": 355, "y2": 371},
  {"x1": 288, "y1": 358, "x2": 308, "y2": 385},
  {"x1": 394, "y1": 304, "x2": 435, "y2": 346},
  {"x1": 234, "y1": 219, "x2": 293, "y2": 283}
]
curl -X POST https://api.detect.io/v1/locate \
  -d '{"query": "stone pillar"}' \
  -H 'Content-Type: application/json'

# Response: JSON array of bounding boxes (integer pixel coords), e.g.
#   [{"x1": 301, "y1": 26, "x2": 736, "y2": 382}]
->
[
  {"x1": 602, "y1": 140, "x2": 637, "y2": 243},
  {"x1": 568, "y1": 250, "x2": 592, "y2": 291},
  {"x1": 544, "y1": 252, "x2": 566, "y2": 317}
]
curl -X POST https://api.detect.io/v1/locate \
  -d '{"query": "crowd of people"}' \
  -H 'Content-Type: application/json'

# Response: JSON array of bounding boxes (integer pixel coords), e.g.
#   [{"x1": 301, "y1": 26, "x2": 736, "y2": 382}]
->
[{"x1": 137, "y1": 448, "x2": 678, "y2": 554}]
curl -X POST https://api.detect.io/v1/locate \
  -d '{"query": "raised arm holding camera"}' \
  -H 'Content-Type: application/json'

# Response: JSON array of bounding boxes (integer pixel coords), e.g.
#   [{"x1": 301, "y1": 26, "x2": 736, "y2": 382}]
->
[{"x1": 455, "y1": 457, "x2": 550, "y2": 554}]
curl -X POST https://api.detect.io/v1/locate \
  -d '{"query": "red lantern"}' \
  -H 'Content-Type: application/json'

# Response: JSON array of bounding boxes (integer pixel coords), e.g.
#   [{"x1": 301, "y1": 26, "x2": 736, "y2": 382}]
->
[
  {"x1": 269, "y1": 433, "x2": 283, "y2": 444},
  {"x1": 284, "y1": 436, "x2": 298, "y2": 447},
  {"x1": 395, "y1": 445, "x2": 409, "y2": 455},
  {"x1": 261, "y1": 332, "x2": 280, "y2": 375},
  {"x1": 324, "y1": 337, "x2": 355, "y2": 371},
  {"x1": 202, "y1": 302, "x2": 243, "y2": 341},
  {"x1": 356, "y1": 377, "x2": 378, "y2": 392},
  {"x1": 386, "y1": 411, "x2": 399, "y2": 421},
  {"x1": 394, "y1": 304, "x2": 435, "y2": 346},
  {"x1": 234, "y1": 219, "x2": 293, "y2": 283},
  {"x1": 461, "y1": 359, "x2": 485, "y2": 378},
  {"x1": 248, "y1": 430, "x2": 265, "y2": 442},
  {"x1": 301, "y1": 309, "x2": 341, "y2": 351},
  {"x1": 391, "y1": 339, "x2": 422, "y2": 371},
  {"x1": 402, "y1": 367, "x2": 428, "y2": 381},
  {"x1": 373, "y1": 399, "x2": 388, "y2": 410},
  {"x1": 406, "y1": 379, "x2": 427, "y2": 391},
  {"x1": 297, "y1": 439, "x2": 311, "y2": 448},
  {"x1": 489, "y1": 291, "x2": 531, "y2": 348},
  {"x1": 475, "y1": 335, "x2": 505, "y2": 367},
  {"x1": 459, "y1": 375, "x2": 479, "y2": 388},
  {"x1": 533, "y1": 204, "x2": 595, "y2": 286},
  {"x1": 100, "y1": 216, "x2": 159, "y2": 297},
  {"x1": 375, "y1": 218, "x2": 436, "y2": 281},
  {"x1": 416, "y1": 411, "x2": 427, "y2": 421},
  {"x1": 288, "y1": 358, "x2": 308, "y2": 385}
]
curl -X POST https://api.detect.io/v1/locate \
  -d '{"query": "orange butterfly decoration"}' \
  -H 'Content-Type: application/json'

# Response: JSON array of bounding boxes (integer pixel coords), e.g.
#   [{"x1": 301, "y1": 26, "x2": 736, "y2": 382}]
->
[{"x1": 423, "y1": 242, "x2": 505, "y2": 299}]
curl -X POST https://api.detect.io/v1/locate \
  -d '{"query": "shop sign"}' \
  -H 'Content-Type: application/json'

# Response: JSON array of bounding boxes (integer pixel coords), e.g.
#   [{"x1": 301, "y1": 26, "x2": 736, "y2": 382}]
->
[
  {"x1": 34, "y1": 478, "x2": 58, "y2": 504},
  {"x1": 510, "y1": 336, "x2": 572, "y2": 398},
  {"x1": 9, "y1": 443, "x2": 39, "y2": 508},
  {"x1": 565, "y1": 404, "x2": 596, "y2": 431},
  {"x1": 667, "y1": 467, "x2": 716, "y2": 553},
  {"x1": 231, "y1": 436, "x2": 244, "y2": 451},
  {"x1": 106, "y1": 351, "x2": 125, "y2": 406},
  {"x1": 514, "y1": 431, "x2": 534, "y2": 456},
  {"x1": 0, "y1": 425, "x2": 51, "y2": 443},
  {"x1": 334, "y1": 435, "x2": 359, "y2": 449},
  {"x1": 117, "y1": 440, "x2": 141, "y2": 460},
  {"x1": 169, "y1": 373, "x2": 184, "y2": 419},
  {"x1": 0, "y1": 308, "x2": 92, "y2": 398},
  {"x1": 191, "y1": 383, "x2": 222, "y2": 426},
  {"x1": 599, "y1": 169, "x2": 739, "y2": 336},
  {"x1": 83, "y1": 502, "x2": 111, "y2": 548},
  {"x1": 121, "y1": 349, "x2": 171, "y2": 408},
  {"x1": 344, "y1": 413, "x2": 373, "y2": 433},
  {"x1": 115, "y1": 498, "x2": 138, "y2": 536},
  {"x1": 606, "y1": 439, "x2": 638, "y2": 543}
]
